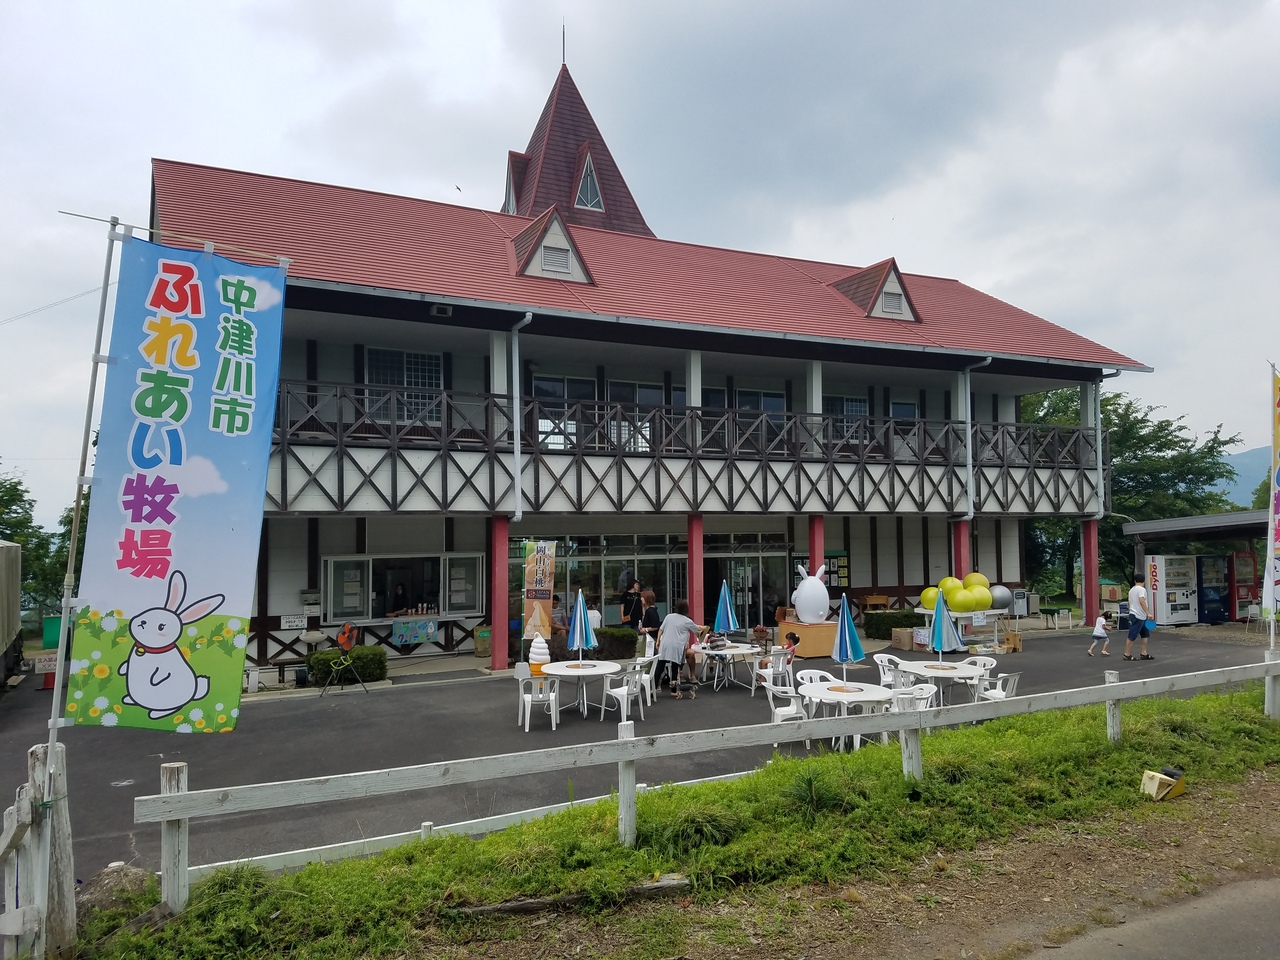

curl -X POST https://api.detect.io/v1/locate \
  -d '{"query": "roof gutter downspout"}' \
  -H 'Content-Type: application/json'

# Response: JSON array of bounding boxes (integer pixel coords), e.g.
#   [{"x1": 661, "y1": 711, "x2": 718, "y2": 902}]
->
[
  {"x1": 1094, "y1": 370, "x2": 1123, "y2": 520},
  {"x1": 962, "y1": 357, "x2": 993, "y2": 522},
  {"x1": 510, "y1": 312, "x2": 533, "y2": 521}
]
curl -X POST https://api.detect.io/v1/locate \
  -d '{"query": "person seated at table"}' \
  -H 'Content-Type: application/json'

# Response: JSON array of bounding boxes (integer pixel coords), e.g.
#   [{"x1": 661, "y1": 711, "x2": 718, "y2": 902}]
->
[
  {"x1": 780, "y1": 631, "x2": 799, "y2": 663},
  {"x1": 550, "y1": 595, "x2": 569, "y2": 639},
  {"x1": 656, "y1": 599, "x2": 699, "y2": 693}
]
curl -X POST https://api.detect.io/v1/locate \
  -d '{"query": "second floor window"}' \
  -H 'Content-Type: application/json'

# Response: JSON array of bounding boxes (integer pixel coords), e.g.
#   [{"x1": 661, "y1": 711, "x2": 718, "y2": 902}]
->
[{"x1": 367, "y1": 348, "x2": 442, "y2": 423}]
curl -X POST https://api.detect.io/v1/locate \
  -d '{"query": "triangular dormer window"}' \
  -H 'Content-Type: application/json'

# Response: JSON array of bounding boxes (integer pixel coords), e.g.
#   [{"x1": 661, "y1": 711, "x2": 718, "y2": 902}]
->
[{"x1": 575, "y1": 154, "x2": 604, "y2": 211}]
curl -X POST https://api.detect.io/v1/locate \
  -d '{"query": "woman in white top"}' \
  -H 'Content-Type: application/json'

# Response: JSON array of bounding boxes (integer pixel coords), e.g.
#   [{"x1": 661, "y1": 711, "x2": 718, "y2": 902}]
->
[{"x1": 656, "y1": 599, "x2": 699, "y2": 692}]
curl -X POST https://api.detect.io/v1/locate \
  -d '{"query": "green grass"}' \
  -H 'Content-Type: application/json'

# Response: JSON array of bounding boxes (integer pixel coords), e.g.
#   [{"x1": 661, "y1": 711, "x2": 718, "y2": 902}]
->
[{"x1": 82, "y1": 687, "x2": 1280, "y2": 959}]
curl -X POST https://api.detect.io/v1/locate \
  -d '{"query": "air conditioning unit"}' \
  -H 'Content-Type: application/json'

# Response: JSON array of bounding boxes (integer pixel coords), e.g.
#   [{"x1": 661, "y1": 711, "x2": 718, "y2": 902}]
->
[{"x1": 429, "y1": 304, "x2": 453, "y2": 318}]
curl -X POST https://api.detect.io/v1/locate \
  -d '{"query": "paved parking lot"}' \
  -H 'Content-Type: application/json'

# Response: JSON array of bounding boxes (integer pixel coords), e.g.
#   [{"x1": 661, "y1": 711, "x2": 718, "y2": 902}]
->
[{"x1": 0, "y1": 627, "x2": 1269, "y2": 878}]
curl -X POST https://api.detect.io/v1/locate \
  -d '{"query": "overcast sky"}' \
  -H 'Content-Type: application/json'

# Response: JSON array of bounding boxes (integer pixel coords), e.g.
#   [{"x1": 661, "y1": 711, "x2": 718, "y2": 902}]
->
[{"x1": 3, "y1": 0, "x2": 1278, "y2": 527}]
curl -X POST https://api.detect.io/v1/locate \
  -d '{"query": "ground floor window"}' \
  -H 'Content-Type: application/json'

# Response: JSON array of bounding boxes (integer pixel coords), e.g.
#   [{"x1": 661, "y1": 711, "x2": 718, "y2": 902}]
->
[{"x1": 324, "y1": 553, "x2": 484, "y2": 623}]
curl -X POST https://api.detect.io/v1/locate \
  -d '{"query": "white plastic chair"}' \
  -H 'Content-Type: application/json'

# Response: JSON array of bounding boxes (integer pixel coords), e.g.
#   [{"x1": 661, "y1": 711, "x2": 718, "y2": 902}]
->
[
  {"x1": 872, "y1": 652, "x2": 903, "y2": 687},
  {"x1": 633, "y1": 656, "x2": 658, "y2": 705},
  {"x1": 514, "y1": 662, "x2": 532, "y2": 726},
  {"x1": 795, "y1": 668, "x2": 838, "y2": 687},
  {"x1": 602, "y1": 666, "x2": 646, "y2": 722},
  {"x1": 522, "y1": 675, "x2": 559, "y2": 732},
  {"x1": 1244, "y1": 604, "x2": 1261, "y2": 634},
  {"x1": 960, "y1": 655, "x2": 997, "y2": 701},
  {"x1": 761, "y1": 681, "x2": 808, "y2": 747},
  {"x1": 979, "y1": 672, "x2": 1021, "y2": 702},
  {"x1": 751, "y1": 648, "x2": 792, "y2": 697}
]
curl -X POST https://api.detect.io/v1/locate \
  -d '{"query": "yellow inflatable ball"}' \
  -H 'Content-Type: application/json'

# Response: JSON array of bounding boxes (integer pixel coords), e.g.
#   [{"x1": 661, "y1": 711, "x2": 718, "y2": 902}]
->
[
  {"x1": 962, "y1": 572, "x2": 990, "y2": 590},
  {"x1": 947, "y1": 588, "x2": 977, "y2": 612},
  {"x1": 968, "y1": 585, "x2": 993, "y2": 610},
  {"x1": 920, "y1": 586, "x2": 940, "y2": 609},
  {"x1": 938, "y1": 576, "x2": 962, "y2": 594}
]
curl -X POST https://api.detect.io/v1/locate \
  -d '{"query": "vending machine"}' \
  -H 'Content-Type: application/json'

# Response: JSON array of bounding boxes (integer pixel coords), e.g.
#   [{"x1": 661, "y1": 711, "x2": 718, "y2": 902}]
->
[
  {"x1": 1196, "y1": 555, "x2": 1228, "y2": 624},
  {"x1": 1230, "y1": 550, "x2": 1259, "y2": 621},
  {"x1": 1147, "y1": 555, "x2": 1198, "y2": 625}
]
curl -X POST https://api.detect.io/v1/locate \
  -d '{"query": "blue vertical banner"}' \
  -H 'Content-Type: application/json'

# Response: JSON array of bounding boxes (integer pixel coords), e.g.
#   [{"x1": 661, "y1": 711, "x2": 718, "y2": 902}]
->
[{"x1": 66, "y1": 238, "x2": 286, "y2": 732}]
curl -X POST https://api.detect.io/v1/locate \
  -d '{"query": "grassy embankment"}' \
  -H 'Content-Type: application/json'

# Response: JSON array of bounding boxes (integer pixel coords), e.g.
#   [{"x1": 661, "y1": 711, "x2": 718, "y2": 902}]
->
[{"x1": 81, "y1": 687, "x2": 1280, "y2": 959}]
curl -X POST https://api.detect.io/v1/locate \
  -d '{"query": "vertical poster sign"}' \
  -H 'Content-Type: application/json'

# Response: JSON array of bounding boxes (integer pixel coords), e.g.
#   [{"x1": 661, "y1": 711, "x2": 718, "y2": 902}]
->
[
  {"x1": 65, "y1": 238, "x2": 286, "y2": 732},
  {"x1": 1266, "y1": 369, "x2": 1280, "y2": 615},
  {"x1": 522, "y1": 541, "x2": 556, "y2": 639}
]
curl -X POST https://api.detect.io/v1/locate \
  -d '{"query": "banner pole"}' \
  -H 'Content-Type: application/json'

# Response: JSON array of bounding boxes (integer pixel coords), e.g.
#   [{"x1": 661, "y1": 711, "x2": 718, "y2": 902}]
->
[
  {"x1": 1269, "y1": 364, "x2": 1278, "y2": 655},
  {"x1": 34, "y1": 216, "x2": 124, "y2": 958}
]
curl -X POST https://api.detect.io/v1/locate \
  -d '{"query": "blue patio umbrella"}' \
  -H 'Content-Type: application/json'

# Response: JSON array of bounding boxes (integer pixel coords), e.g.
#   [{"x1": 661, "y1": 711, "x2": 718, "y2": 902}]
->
[
  {"x1": 930, "y1": 589, "x2": 965, "y2": 660},
  {"x1": 714, "y1": 580, "x2": 740, "y2": 634},
  {"x1": 567, "y1": 588, "x2": 598, "y2": 662},
  {"x1": 831, "y1": 594, "x2": 866, "y2": 682}
]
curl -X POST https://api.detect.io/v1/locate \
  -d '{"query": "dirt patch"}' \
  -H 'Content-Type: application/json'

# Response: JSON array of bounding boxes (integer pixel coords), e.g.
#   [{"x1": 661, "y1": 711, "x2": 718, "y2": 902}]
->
[{"x1": 421, "y1": 770, "x2": 1280, "y2": 959}]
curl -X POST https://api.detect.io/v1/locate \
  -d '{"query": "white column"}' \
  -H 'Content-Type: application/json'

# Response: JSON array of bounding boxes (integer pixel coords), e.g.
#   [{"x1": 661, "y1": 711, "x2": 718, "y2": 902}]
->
[
  {"x1": 805, "y1": 360, "x2": 822, "y2": 413},
  {"x1": 685, "y1": 350, "x2": 702, "y2": 407},
  {"x1": 489, "y1": 330, "x2": 508, "y2": 395}
]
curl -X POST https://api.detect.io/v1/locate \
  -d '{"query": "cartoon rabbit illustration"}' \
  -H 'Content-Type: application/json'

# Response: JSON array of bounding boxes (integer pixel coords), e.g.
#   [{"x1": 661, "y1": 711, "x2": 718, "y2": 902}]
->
[{"x1": 118, "y1": 570, "x2": 224, "y2": 720}]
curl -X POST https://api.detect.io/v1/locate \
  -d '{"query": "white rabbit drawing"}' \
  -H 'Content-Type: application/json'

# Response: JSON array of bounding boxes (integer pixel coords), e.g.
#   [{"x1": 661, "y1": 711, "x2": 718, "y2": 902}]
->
[
  {"x1": 118, "y1": 570, "x2": 224, "y2": 720},
  {"x1": 791, "y1": 563, "x2": 830, "y2": 624}
]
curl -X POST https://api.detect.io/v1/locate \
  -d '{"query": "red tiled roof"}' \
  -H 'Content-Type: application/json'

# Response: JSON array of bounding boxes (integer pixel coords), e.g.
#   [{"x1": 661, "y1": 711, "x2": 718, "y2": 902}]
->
[
  {"x1": 150, "y1": 158, "x2": 1145, "y2": 371},
  {"x1": 832, "y1": 259, "x2": 891, "y2": 312},
  {"x1": 512, "y1": 65, "x2": 654, "y2": 237}
]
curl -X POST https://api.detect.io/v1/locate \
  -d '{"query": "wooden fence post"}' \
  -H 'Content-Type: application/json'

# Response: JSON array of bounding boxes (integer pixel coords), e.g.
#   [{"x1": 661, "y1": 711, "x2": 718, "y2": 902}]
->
[
  {"x1": 1265, "y1": 649, "x2": 1279, "y2": 721},
  {"x1": 160, "y1": 763, "x2": 189, "y2": 911},
  {"x1": 41, "y1": 744, "x2": 74, "y2": 960},
  {"x1": 617, "y1": 722, "x2": 636, "y2": 848},
  {"x1": 900, "y1": 727, "x2": 923, "y2": 781},
  {"x1": 1104, "y1": 670, "x2": 1121, "y2": 743}
]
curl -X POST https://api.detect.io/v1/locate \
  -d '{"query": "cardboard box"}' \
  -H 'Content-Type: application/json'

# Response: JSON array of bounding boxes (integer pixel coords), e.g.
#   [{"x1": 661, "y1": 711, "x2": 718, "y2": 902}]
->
[
  {"x1": 890, "y1": 627, "x2": 914, "y2": 651},
  {"x1": 1003, "y1": 631, "x2": 1023, "y2": 653}
]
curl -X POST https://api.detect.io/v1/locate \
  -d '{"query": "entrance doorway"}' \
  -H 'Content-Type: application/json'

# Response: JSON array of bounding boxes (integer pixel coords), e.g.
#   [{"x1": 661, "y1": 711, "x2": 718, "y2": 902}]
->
[{"x1": 702, "y1": 554, "x2": 789, "y2": 629}]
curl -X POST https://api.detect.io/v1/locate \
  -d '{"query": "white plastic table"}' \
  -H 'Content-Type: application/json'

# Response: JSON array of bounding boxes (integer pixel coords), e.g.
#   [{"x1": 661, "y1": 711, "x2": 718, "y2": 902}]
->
[
  {"x1": 691, "y1": 642, "x2": 761, "y2": 690},
  {"x1": 796, "y1": 681, "x2": 894, "y2": 750},
  {"x1": 540, "y1": 660, "x2": 622, "y2": 717},
  {"x1": 894, "y1": 660, "x2": 986, "y2": 704}
]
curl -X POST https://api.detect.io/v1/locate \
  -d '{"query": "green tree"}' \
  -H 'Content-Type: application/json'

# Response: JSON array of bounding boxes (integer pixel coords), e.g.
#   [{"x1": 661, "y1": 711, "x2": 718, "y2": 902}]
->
[
  {"x1": 1022, "y1": 391, "x2": 1239, "y2": 593},
  {"x1": 0, "y1": 463, "x2": 63, "y2": 612},
  {"x1": 1252, "y1": 473, "x2": 1270, "y2": 510}
]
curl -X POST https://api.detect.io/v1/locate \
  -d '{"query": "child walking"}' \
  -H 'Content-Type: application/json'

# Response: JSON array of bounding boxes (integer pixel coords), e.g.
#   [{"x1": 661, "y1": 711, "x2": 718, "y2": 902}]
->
[{"x1": 1087, "y1": 613, "x2": 1110, "y2": 657}]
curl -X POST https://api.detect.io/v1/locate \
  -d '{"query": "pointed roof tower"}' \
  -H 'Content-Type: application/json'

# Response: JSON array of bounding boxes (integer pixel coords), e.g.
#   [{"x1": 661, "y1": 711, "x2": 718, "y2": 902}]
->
[{"x1": 502, "y1": 64, "x2": 654, "y2": 237}]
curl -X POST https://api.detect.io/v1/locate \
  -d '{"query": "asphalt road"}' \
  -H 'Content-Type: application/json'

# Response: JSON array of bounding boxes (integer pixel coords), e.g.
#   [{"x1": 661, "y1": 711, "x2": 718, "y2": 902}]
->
[{"x1": 0, "y1": 628, "x2": 1269, "y2": 882}]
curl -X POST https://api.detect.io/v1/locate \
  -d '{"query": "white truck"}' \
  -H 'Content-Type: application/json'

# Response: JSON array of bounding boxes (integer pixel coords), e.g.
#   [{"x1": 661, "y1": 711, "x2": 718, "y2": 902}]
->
[{"x1": 0, "y1": 539, "x2": 20, "y2": 684}]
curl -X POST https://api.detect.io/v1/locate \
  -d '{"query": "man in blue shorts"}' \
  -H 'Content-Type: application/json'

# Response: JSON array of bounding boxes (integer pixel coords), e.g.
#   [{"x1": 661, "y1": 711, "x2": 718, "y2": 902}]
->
[{"x1": 1124, "y1": 571, "x2": 1155, "y2": 661}]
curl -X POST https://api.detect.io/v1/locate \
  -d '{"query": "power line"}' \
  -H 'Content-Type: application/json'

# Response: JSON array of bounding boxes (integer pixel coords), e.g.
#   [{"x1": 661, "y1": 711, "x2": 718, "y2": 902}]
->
[{"x1": 0, "y1": 282, "x2": 116, "y2": 327}]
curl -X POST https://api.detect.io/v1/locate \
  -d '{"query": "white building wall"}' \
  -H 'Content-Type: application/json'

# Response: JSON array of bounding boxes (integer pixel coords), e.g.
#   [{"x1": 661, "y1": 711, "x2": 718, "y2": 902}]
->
[
  {"x1": 1001, "y1": 520, "x2": 1022, "y2": 584},
  {"x1": 927, "y1": 517, "x2": 950, "y2": 583},
  {"x1": 267, "y1": 518, "x2": 308, "y2": 614},
  {"x1": 875, "y1": 517, "x2": 898, "y2": 587},
  {"x1": 975, "y1": 518, "x2": 1000, "y2": 578},
  {"x1": 901, "y1": 520, "x2": 925, "y2": 586},
  {"x1": 847, "y1": 516, "x2": 873, "y2": 587}
]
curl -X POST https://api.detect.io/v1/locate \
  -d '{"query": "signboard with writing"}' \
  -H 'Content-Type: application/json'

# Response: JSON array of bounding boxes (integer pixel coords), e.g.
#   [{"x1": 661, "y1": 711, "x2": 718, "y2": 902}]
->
[
  {"x1": 522, "y1": 541, "x2": 556, "y2": 639},
  {"x1": 65, "y1": 239, "x2": 286, "y2": 732},
  {"x1": 392, "y1": 617, "x2": 438, "y2": 647}
]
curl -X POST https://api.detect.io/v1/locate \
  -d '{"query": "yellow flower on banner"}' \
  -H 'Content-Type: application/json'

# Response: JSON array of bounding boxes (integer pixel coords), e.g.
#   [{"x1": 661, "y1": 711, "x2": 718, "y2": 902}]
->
[{"x1": 92, "y1": 664, "x2": 110, "y2": 679}]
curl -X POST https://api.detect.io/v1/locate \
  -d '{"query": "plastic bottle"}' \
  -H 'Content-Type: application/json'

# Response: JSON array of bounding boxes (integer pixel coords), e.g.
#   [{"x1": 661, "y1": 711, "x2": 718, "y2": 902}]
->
[{"x1": 528, "y1": 633, "x2": 550, "y2": 677}]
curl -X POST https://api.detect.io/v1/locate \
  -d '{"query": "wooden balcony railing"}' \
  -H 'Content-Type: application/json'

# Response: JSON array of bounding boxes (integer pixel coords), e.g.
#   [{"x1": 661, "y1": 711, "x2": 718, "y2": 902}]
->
[{"x1": 273, "y1": 381, "x2": 1103, "y2": 469}]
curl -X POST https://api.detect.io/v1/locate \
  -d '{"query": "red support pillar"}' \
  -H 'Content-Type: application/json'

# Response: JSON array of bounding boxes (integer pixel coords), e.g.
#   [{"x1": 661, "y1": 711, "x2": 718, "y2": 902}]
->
[
  {"x1": 951, "y1": 519, "x2": 971, "y2": 578},
  {"x1": 490, "y1": 514, "x2": 509, "y2": 671},
  {"x1": 808, "y1": 514, "x2": 825, "y2": 573},
  {"x1": 687, "y1": 513, "x2": 704, "y2": 624},
  {"x1": 1082, "y1": 517, "x2": 1100, "y2": 625}
]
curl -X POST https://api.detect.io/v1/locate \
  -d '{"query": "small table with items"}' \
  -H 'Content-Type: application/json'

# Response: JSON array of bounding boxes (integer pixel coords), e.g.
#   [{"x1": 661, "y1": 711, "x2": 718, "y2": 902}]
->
[
  {"x1": 691, "y1": 642, "x2": 761, "y2": 691},
  {"x1": 540, "y1": 660, "x2": 622, "y2": 718}
]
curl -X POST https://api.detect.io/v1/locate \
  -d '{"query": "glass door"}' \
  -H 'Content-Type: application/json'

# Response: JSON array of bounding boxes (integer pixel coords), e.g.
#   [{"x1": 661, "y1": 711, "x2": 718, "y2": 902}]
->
[{"x1": 727, "y1": 557, "x2": 758, "y2": 632}]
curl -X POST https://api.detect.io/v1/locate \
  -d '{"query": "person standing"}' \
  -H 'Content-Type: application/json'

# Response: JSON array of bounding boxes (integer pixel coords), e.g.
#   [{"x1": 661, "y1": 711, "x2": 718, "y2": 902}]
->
[
  {"x1": 637, "y1": 589, "x2": 662, "y2": 655},
  {"x1": 619, "y1": 578, "x2": 643, "y2": 630},
  {"x1": 1124, "y1": 572, "x2": 1155, "y2": 661},
  {"x1": 1087, "y1": 613, "x2": 1110, "y2": 657},
  {"x1": 656, "y1": 599, "x2": 699, "y2": 692}
]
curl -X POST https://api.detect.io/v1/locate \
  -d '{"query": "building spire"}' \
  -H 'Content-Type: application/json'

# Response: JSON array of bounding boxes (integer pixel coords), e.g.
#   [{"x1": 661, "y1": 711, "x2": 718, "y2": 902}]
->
[{"x1": 562, "y1": 19, "x2": 566, "y2": 64}]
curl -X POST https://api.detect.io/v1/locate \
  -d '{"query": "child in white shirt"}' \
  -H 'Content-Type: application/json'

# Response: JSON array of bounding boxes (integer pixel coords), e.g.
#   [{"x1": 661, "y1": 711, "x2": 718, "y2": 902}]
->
[{"x1": 1087, "y1": 613, "x2": 1110, "y2": 657}]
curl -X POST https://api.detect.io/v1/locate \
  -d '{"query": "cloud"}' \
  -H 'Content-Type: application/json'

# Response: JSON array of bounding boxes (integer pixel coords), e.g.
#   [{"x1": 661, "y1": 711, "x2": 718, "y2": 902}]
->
[{"x1": 167, "y1": 456, "x2": 228, "y2": 498}]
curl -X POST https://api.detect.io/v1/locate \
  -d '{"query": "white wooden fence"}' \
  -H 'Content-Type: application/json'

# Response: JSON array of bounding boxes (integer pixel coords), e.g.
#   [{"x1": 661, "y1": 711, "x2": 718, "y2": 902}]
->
[
  {"x1": 136, "y1": 656, "x2": 1280, "y2": 911},
  {"x1": 2, "y1": 744, "x2": 75, "y2": 960}
]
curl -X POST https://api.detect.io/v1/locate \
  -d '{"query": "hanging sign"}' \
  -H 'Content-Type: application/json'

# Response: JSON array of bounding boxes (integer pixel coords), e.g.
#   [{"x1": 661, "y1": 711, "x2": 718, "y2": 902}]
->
[
  {"x1": 522, "y1": 541, "x2": 556, "y2": 639},
  {"x1": 1267, "y1": 368, "x2": 1280, "y2": 615},
  {"x1": 65, "y1": 238, "x2": 286, "y2": 732}
]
